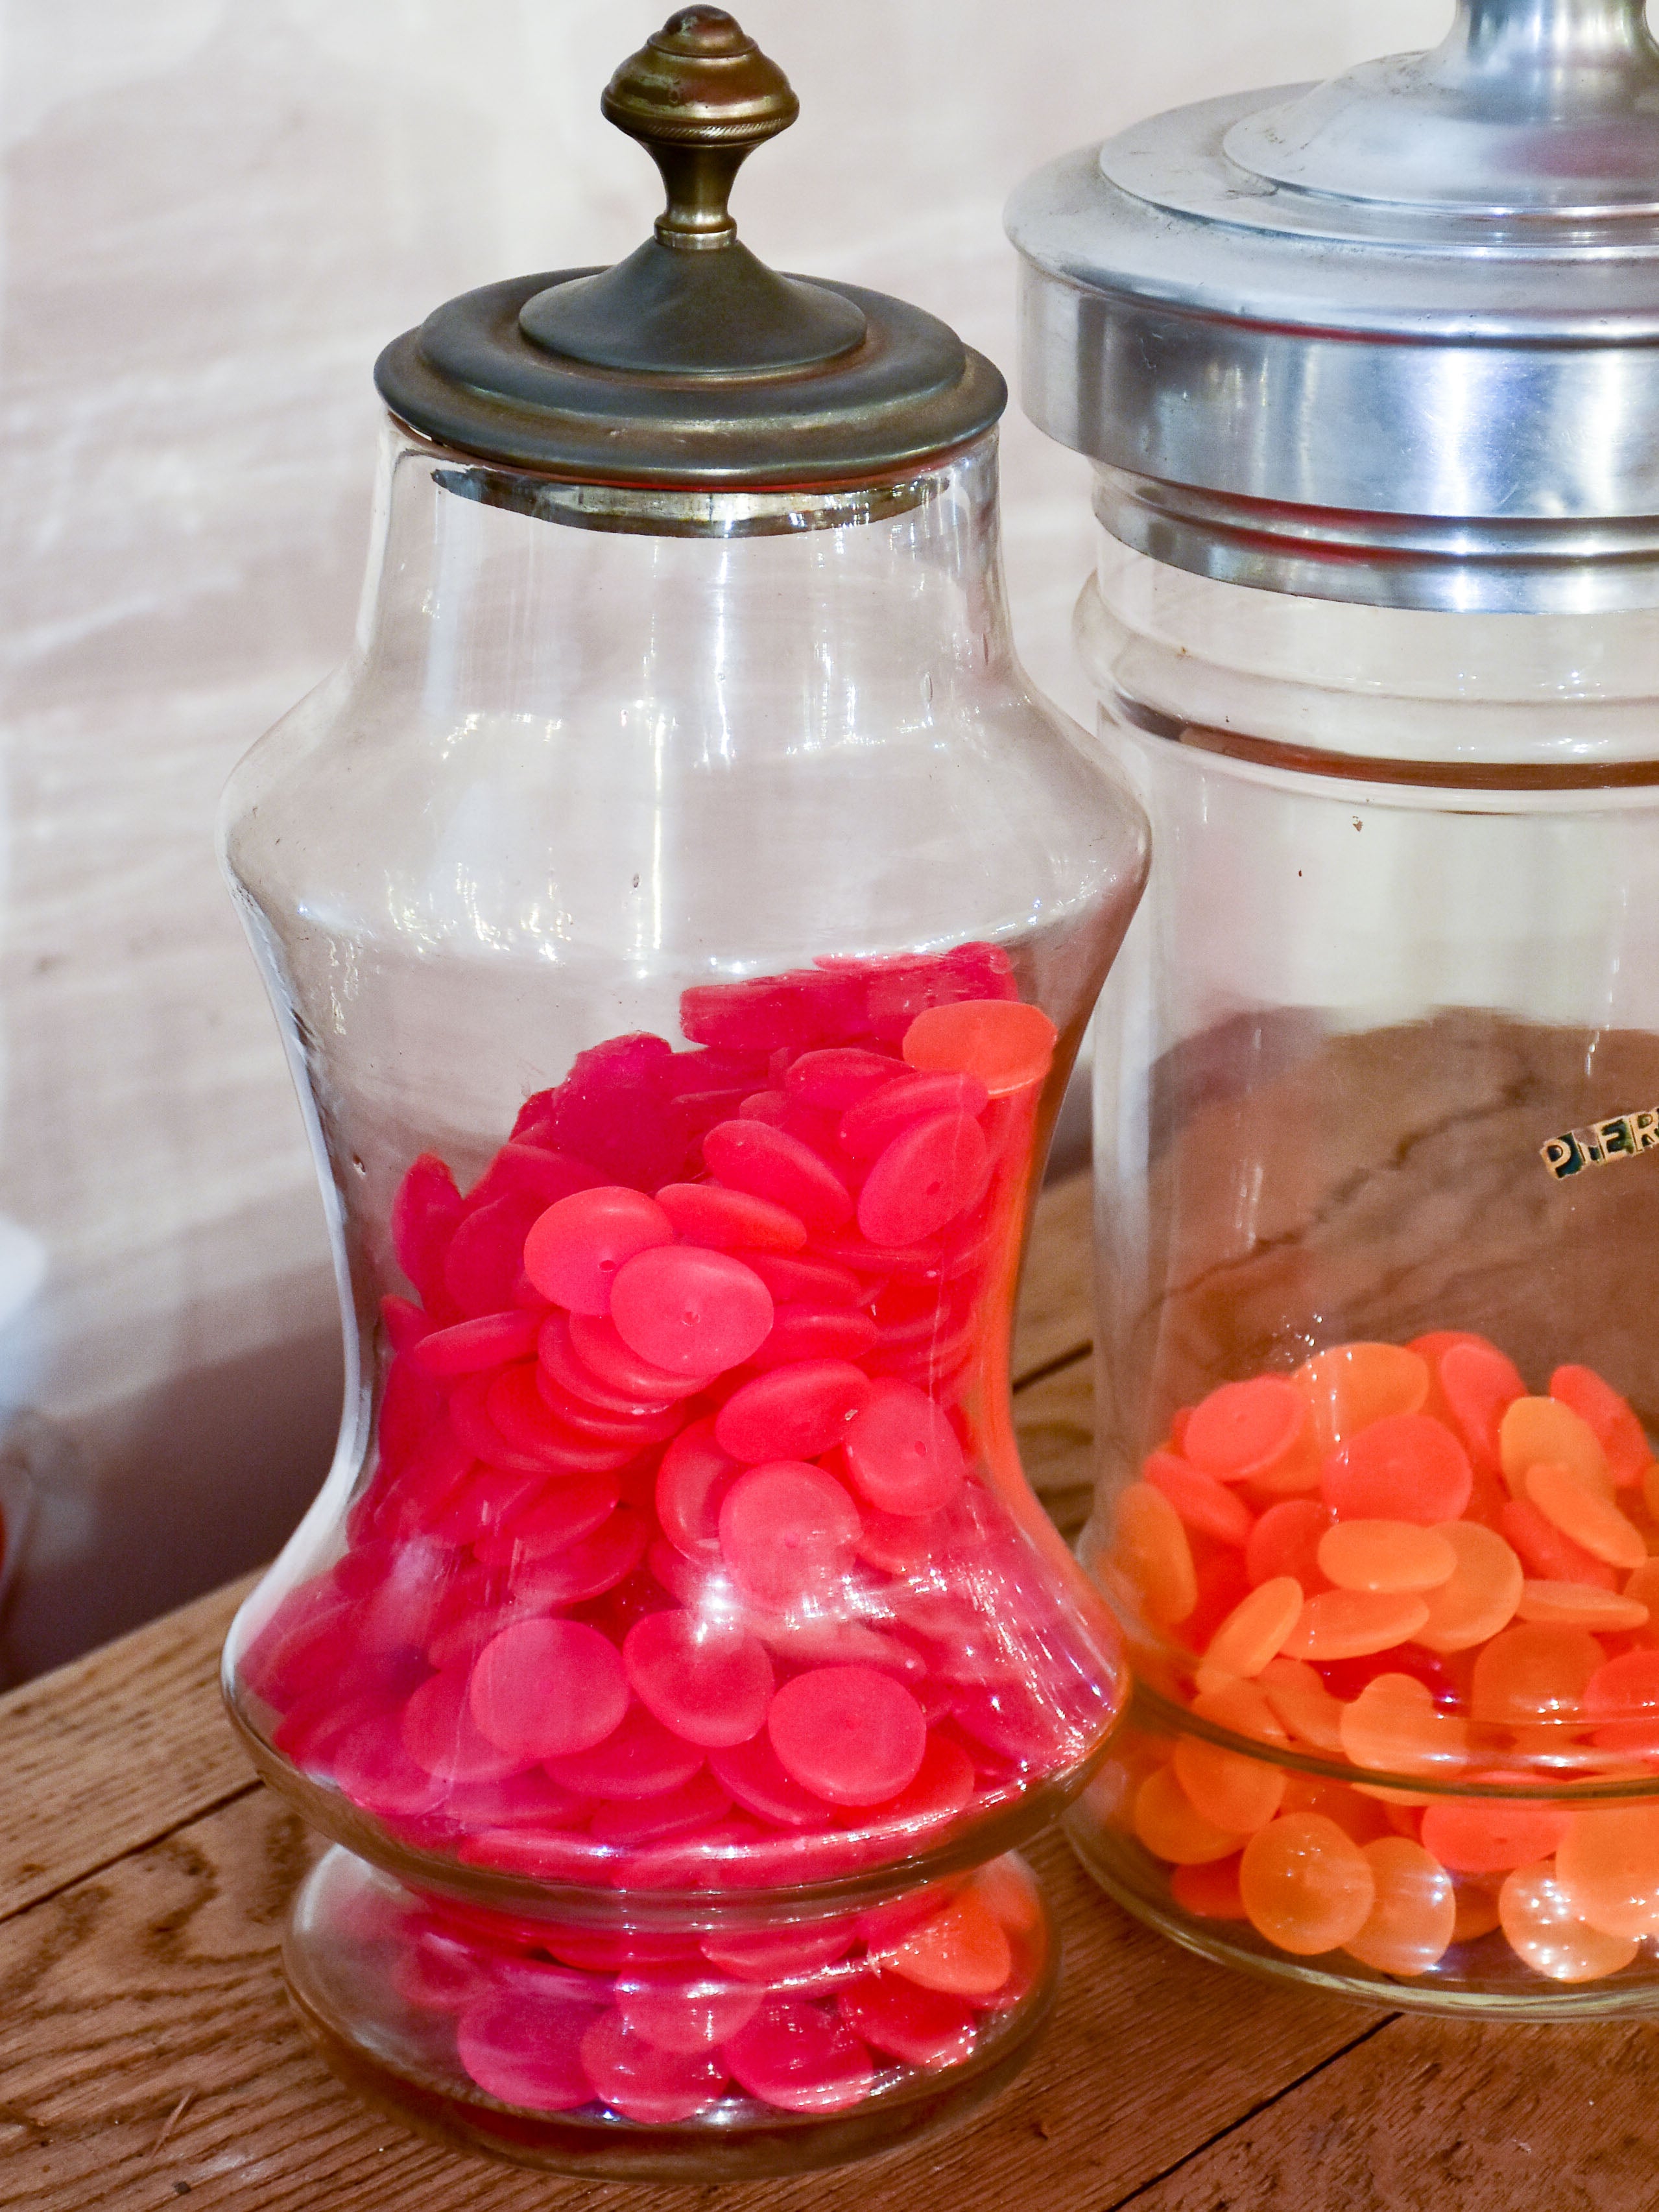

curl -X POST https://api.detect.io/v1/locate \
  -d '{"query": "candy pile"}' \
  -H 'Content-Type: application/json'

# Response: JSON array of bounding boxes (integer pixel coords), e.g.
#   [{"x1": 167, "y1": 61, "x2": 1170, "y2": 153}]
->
[
  {"x1": 239, "y1": 944, "x2": 1119, "y2": 2110},
  {"x1": 317, "y1": 1849, "x2": 1046, "y2": 2124},
  {"x1": 1097, "y1": 1333, "x2": 1659, "y2": 1983}
]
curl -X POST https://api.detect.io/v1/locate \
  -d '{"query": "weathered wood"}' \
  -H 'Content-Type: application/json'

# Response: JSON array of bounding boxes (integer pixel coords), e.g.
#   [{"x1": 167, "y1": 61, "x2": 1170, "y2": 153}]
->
[
  {"x1": 0, "y1": 1571, "x2": 257, "y2": 1925},
  {"x1": 0, "y1": 1788, "x2": 1373, "y2": 2212},
  {"x1": 1014, "y1": 1353, "x2": 1094, "y2": 1540},
  {"x1": 1014, "y1": 1172, "x2": 1092, "y2": 1386},
  {"x1": 1127, "y1": 2006, "x2": 1659, "y2": 2212}
]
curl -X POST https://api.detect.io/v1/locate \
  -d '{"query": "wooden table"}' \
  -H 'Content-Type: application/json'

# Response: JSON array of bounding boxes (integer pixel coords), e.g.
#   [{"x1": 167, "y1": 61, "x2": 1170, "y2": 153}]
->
[{"x1": 1, "y1": 1173, "x2": 1648, "y2": 2211}]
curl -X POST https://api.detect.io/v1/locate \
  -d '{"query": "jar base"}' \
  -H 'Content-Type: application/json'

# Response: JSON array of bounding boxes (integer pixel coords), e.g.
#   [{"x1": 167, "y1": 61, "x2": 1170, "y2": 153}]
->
[
  {"x1": 1066, "y1": 1809, "x2": 1659, "y2": 2023},
  {"x1": 283, "y1": 1846, "x2": 1057, "y2": 2180}
]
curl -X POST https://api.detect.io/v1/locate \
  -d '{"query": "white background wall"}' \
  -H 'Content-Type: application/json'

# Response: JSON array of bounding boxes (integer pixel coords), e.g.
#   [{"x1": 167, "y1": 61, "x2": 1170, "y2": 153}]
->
[{"x1": 0, "y1": 0, "x2": 1449, "y2": 1677}]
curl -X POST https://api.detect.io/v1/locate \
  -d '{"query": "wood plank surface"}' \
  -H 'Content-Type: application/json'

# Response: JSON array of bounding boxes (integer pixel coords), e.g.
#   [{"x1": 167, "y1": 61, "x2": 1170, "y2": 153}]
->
[
  {"x1": 1013, "y1": 1353, "x2": 1094, "y2": 1541},
  {"x1": 1014, "y1": 1172, "x2": 1092, "y2": 1385},
  {"x1": 0, "y1": 1571, "x2": 257, "y2": 1924}
]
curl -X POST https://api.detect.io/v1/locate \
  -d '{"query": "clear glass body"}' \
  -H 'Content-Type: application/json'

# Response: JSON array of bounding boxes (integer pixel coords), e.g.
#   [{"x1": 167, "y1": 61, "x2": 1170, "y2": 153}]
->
[
  {"x1": 219, "y1": 425, "x2": 1147, "y2": 2172},
  {"x1": 1075, "y1": 530, "x2": 1659, "y2": 2015}
]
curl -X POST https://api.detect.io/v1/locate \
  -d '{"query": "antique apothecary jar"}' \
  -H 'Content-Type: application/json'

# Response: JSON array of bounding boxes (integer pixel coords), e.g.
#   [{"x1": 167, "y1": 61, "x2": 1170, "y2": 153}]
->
[
  {"x1": 1010, "y1": 0, "x2": 1659, "y2": 2014},
  {"x1": 220, "y1": 9, "x2": 1147, "y2": 2176}
]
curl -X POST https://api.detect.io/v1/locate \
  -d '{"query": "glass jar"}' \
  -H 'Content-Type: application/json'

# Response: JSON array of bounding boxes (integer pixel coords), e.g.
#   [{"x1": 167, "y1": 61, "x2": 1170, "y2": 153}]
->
[
  {"x1": 217, "y1": 10, "x2": 1147, "y2": 2158},
  {"x1": 1069, "y1": 533, "x2": 1659, "y2": 2016}
]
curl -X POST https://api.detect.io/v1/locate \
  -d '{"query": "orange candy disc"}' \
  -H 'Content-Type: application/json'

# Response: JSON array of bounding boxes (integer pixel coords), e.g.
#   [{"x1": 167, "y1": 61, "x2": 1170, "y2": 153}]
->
[
  {"x1": 1549, "y1": 1365, "x2": 1653, "y2": 1490},
  {"x1": 1434, "y1": 1338, "x2": 1525, "y2": 1476},
  {"x1": 1132, "y1": 1765, "x2": 1248, "y2": 1866},
  {"x1": 1110, "y1": 1482, "x2": 1197, "y2": 1628},
  {"x1": 1170, "y1": 1855, "x2": 1247, "y2": 1920},
  {"x1": 1295, "y1": 1342, "x2": 1428, "y2": 1455},
  {"x1": 1419, "y1": 1789, "x2": 1571, "y2": 1875},
  {"x1": 1338, "y1": 1673, "x2": 1468, "y2": 1779},
  {"x1": 901, "y1": 999, "x2": 1056, "y2": 1097},
  {"x1": 1451, "y1": 1881, "x2": 1504, "y2": 1943},
  {"x1": 1258, "y1": 1656, "x2": 1347, "y2": 1754},
  {"x1": 890, "y1": 1888, "x2": 1014, "y2": 1997},
  {"x1": 1499, "y1": 1398, "x2": 1612, "y2": 1500},
  {"x1": 1145, "y1": 1451, "x2": 1254, "y2": 1548},
  {"x1": 1554, "y1": 1805, "x2": 1659, "y2": 1940},
  {"x1": 1197, "y1": 1576, "x2": 1304, "y2": 1692},
  {"x1": 1413, "y1": 1521, "x2": 1523, "y2": 1653},
  {"x1": 1514, "y1": 1580, "x2": 1649, "y2": 1632},
  {"x1": 1239, "y1": 1813, "x2": 1377, "y2": 1955},
  {"x1": 1245, "y1": 1499, "x2": 1333, "y2": 1591},
  {"x1": 1523, "y1": 1462, "x2": 1645, "y2": 1571},
  {"x1": 1343, "y1": 1838, "x2": 1456, "y2": 1976},
  {"x1": 1320, "y1": 1414, "x2": 1474, "y2": 1527},
  {"x1": 1280, "y1": 1588, "x2": 1431, "y2": 1662},
  {"x1": 1498, "y1": 1860, "x2": 1640, "y2": 1982},
  {"x1": 1173, "y1": 1680, "x2": 1289, "y2": 1830},
  {"x1": 1497, "y1": 1495, "x2": 1616, "y2": 1591},
  {"x1": 1469, "y1": 1623, "x2": 1603, "y2": 1726},
  {"x1": 1184, "y1": 1376, "x2": 1314, "y2": 1486},
  {"x1": 1317, "y1": 1518, "x2": 1457, "y2": 1595}
]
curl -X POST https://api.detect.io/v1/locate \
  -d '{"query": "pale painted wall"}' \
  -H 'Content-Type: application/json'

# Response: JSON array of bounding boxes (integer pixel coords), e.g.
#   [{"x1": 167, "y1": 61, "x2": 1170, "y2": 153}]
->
[{"x1": 0, "y1": 0, "x2": 1448, "y2": 1676}]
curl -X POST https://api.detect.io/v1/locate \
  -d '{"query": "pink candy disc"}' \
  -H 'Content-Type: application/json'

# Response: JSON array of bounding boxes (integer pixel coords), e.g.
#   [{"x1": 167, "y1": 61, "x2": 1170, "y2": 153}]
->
[
  {"x1": 485, "y1": 1365, "x2": 636, "y2": 1475},
  {"x1": 655, "y1": 1182, "x2": 807, "y2": 1254},
  {"x1": 855, "y1": 1731, "x2": 975, "y2": 1834},
  {"x1": 542, "y1": 1703, "x2": 705, "y2": 1800},
  {"x1": 529, "y1": 1371, "x2": 681, "y2": 1450},
  {"x1": 609, "y1": 1244, "x2": 774, "y2": 1377},
  {"x1": 436, "y1": 1768, "x2": 590, "y2": 1831},
  {"x1": 739, "y1": 1250, "x2": 865, "y2": 1309},
  {"x1": 522, "y1": 1185, "x2": 674, "y2": 1314},
  {"x1": 855, "y1": 1113, "x2": 990, "y2": 1248},
  {"x1": 842, "y1": 1379, "x2": 967, "y2": 1516},
  {"x1": 700, "y1": 1121, "x2": 853, "y2": 1235},
  {"x1": 444, "y1": 1195, "x2": 542, "y2": 1318},
  {"x1": 578, "y1": 2010, "x2": 729, "y2": 2124},
  {"x1": 656, "y1": 1421, "x2": 743, "y2": 1560},
  {"x1": 718, "y1": 1462, "x2": 863, "y2": 1605},
  {"x1": 722, "y1": 1997, "x2": 876, "y2": 2114},
  {"x1": 616, "y1": 1976, "x2": 763, "y2": 2054},
  {"x1": 839, "y1": 1972, "x2": 976, "y2": 2071},
  {"x1": 407, "y1": 1309, "x2": 542, "y2": 1379},
  {"x1": 623, "y1": 1609, "x2": 775, "y2": 1749},
  {"x1": 456, "y1": 1989, "x2": 598, "y2": 2112},
  {"x1": 508, "y1": 1506, "x2": 649, "y2": 1608},
  {"x1": 768, "y1": 1666, "x2": 929, "y2": 1806},
  {"x1": 783, "y1": 1047, "x2": 903, "y2": 1111},
  {"x1": 401, "y1": 1665, "x2": 531, "y2": 1784},
  {"x1": 566, "y1": 1311, "x2": 717, "y2": 1401},
  {"x1": 538, "y1": 1312, "x2": 677, "y2": 1416},
  {"x1": 714, "y1": 1361, "x2": 873, "y2": 1465},
  {"x1": 473, "y1": 1473, "x2": 621, "y2": 1567},
  {"x1": 839, "y1": 1071, "x2": 989, "y2": 1161},
  {"x1": 468, "y1": 1619, "x2": 630, "y2": 1761},
  {"x1": 747, "y1": 1307, "x2": 880, "y2": 1370},
  {"x1": 588, "y1": 1770, "x2": 734, "y2": 1846},
  {"x1": 708, "y1": 1733, "x2": 834, "y2": 1830}
]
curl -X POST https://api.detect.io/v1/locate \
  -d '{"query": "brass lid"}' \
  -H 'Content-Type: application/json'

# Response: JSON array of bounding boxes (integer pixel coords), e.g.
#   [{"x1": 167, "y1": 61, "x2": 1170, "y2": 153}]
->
[{"x1": 376, "y1": 8, "x2": 1003, "y2": 489}]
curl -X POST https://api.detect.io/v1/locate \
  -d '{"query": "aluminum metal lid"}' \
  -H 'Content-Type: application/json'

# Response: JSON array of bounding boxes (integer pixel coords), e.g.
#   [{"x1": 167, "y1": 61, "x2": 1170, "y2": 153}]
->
[
  {"x1": 1006, "y1": 0, "x2": 1659, "y2": 612},
  {"x1": 376, "y1": 8, "x2": 1003, "y2": 492}
]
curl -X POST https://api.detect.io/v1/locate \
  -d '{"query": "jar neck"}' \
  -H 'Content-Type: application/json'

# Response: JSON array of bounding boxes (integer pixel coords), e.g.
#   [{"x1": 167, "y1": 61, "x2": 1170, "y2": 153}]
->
[
  {"x1": 1079, "y1": 525, "x2": 1659, "y2": 769},
  {"x1": 351, "y1": 426, "x2": 1018, "y2": 741}
]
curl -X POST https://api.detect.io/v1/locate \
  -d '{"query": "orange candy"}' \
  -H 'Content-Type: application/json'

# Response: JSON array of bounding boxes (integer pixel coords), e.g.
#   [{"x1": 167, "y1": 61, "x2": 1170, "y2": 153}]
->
[
  {"x1": 1173, "y1": 1682, "x2": 1289, "y2": 1833},
  {"x1": 1343, "y1": 1838, "x2": 1456, "y2": 1976},
  {"x1": 1280, "y1": 1588, "x2": 1431, "y2": 1662},
  {"x1": 1132, "y1": 1765, "x2": 1248, "y2": 1866},
  {"x1": 1145, "y1": 1450, "x2": 1254, "y2": 1548},
  {"x1": 1419, "y1": 1790, "x2": 1571, "y2": 1875},
  {"x1": 1498, "y1": 1495, "x2": 1617, "y2": 1591},
  {"x1": 1549, "y1": 1365, "x2": 1653, "y2": 1490},
  {"x1": 1451, "y1": 1881, "x2": 1504, "y2": 1943},
  {"x1": 1433, "y1": 1338, "x2": 1525, "y2": 1476},
  {"x1": 890, "y1": 1887, "x2": 1013, "y2": 1997},
  {"x1": 1278, "y1": 1772, "x2": 1394, "y2": 1846},
  {"x1": 1258, "y1": 1656, "x2": 1347, "y2": 1754},
  {"x1": 1317, "y1": 1518, "x2": 1456, "y2": 1595},
  {"x1": 1469, "y1": 1623, "x2": 1603, "y2": 1726},
  {"x1": 1338, "y1": 1674, "x2": 1468, "y2": 1779},
  {"x1": 1554, "y1": 1805, "x2": 1659, "y2": 1940},
  {"x1": 1184, "y1": 1376, "x2": 1314, "y2": 1486},
  {"x1": 1413, "y1": 1521, "x2": 1523, "y2": 1653},
  {"x1": 1500, "y1": 1397, "x2": 1612, "y2": 1500},
  {"x1": 1170, "y1": 1854, "x2": 1247, "y2": 1920},
  {"x1": 1523, "y1": 1462, "x2": 1645, "y2": 1571},
  {"x1": 900, "y1": 997, "x2": 1056, "y2": 1097},
  {"x1": 1239, "y1": 1813, "x2": 1377, "y2": 1955},
  {"x1": 1498, "y1": 1861, "x2": 1640, "y2": 1982},
  {"x1": 1514, "y1": 1580, "x2": 1649, "y2": 1632},
  {"x1": 1295, "y1": 1342, "x2": 1427, "y2": 1455},
  {"x1": 1320, "y1": 1414, "x2": 1474, "y2": 1527},
  {"x1": 1245, "y1": 1499, "x2": 1333, "y2": 1591},
  {"x1": 1111, "y1": 1481, "x2": 1197, "y2": 1628},
  {"x1": 1197, "y1": 1576, "x2": 1304, "y2": 1691}
]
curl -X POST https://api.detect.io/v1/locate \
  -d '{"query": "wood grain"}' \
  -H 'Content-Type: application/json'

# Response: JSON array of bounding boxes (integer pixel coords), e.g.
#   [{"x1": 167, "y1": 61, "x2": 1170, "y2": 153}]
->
[
  {"x1": 0, "y1": 1571, "x2": 257, "y2": 1925},
  {"x1": 0, "y1": 1788, "x2": 1373, "y2": 2212},
  {"x1": 1128, "y1": 2006, "x2": 1659, "y2": 2212},
  {"x1": 1014, "y1": 1172, "x2": 1093, "y2": 1385},
  {"x1": 1014, "y1": 1353, "x2": 1094, "y2": 1540}
]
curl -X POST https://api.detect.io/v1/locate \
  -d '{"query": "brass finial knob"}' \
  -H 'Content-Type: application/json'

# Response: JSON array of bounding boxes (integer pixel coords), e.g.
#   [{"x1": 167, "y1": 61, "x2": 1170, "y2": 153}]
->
[{"x1": 601, "y1": 8, "x2": 800, "y2": 250}]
